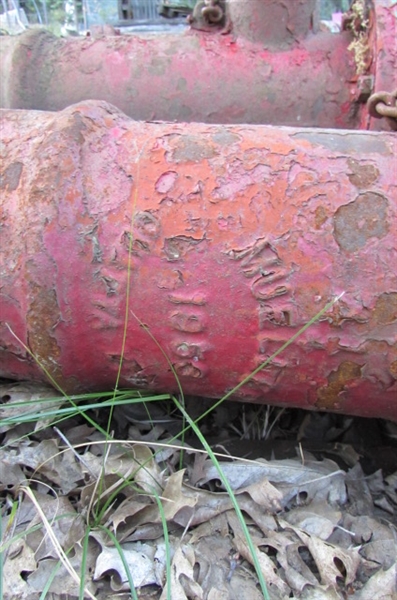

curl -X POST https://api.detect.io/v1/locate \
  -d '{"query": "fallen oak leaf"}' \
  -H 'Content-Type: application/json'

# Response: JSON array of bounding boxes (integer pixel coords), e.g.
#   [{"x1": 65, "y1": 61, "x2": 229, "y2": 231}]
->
[
  {"x1": 160, "y1": 543, "x2": 203, "y2": 600},
  {"x1": 227, "y1": 510, "x2": 291, "y2": 597},
  {"x1": 279, "y1": 520, "x2": 360, "y2": 588}
]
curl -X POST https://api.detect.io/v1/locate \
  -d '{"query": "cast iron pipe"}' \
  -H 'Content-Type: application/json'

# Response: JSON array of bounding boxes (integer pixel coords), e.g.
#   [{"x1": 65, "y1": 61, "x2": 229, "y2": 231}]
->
[
  {"x1": 0, "y1": 25, "x2": 356, "y2": 128},
  {"x1": 1, "y1": 101, "x2": 396, "y2": 420},
  {"x1": 0, "y1": 1, "x2": 394, "y2": 129}
]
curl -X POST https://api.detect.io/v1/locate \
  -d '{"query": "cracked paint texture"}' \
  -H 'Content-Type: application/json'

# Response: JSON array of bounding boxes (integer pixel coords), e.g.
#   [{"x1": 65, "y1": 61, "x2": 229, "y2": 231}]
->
[
  {"x1": 0, "y1": 101, "x2": 396, "y2": 420},
  {"x1": 0, "y1": 26, "x2": 357, "y2": 129}
]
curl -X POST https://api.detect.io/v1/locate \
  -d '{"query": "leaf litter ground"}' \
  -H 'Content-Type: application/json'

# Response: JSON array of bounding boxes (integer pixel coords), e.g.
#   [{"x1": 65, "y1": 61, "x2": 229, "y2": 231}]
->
[{"x1": 1, "y1": 382, "x2": 396, "y2": 599}]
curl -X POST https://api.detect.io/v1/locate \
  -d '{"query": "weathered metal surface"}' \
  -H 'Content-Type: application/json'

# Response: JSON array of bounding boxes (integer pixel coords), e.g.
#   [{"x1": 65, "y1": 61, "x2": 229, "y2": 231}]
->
[
  {"x1": 1, "y1": 101, "x2": 396, "y2": 419},
  {"x1": 227, "y1": 0, "x2": 319, "y2": 47},
  {"x1": 0, "y1": 20, "x2": 358, "y2": 128},
  {"x1": 354, "y1": 0, "x2": 397, "y2": 130},
  {"x1": 1, "y1": 1, "x2": 395, "y2": 129},
  {"x1": 370, "y1": 0, "x2": 397, "y2": 114}
]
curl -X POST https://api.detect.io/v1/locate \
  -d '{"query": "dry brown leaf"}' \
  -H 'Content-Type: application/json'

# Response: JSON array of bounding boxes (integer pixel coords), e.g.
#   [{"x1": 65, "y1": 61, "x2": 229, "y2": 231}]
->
[
  {"x1": 236, "y1": 495, "x2": 279, "y2": 534},
  {"x1": 159, "y1": 543, "x2": 203, "y2": 600},
  {"x1": 27, "y1": 541, "x2": 99, "y2": 598},
  {"x1": 3, "y1": 439, "x2": 83, "y2": 494},
  {"x1": 131, "y1": 444, "x2": 164, "y2": 494},
  {"x1": 0, "y1": 452, "x2": 26, "y2": 491},
  {"x1": 300, "y1": 586, "x2": 344, "y2": 599},
  {"x1": 384, "y1": 472, "x2": 397, "y2": 505},
  {"x1": 351, "y1": 564, "x2": 397, "y2": 599},
  {"x1": 345, "y1": 463, "x2": 374, "y2": 516},
  {"x1": 282, "y1": 522, "x2": 360, "y2": 588},
  {"x1": 189, "y1": 513, "x2": 230, "y2": 544},
  {"x1": 227, "y1": 510, "x2": 291, "y2": 597},
  {"x1": 196, "y1": 456, "x2": 346, "y2": 509},
  {"x1": 25, "y1": 494, "x2": 84, "y2": 560},
  {"x1": 194, "y1": 530, "x2": 265, "y2": 600},
  {"x1": 253, "y1": 526, "x2": 321, "y2": 594},
  {"x1": 360, "y1": 538, "x2": 397, "y2": 571},
  {"x1": 82, "y1": 443, "x2": 162, "y2": 493},
  {"x1": 106, "y1": 494, "x2": 152, "y2": 532},
  {"x1": 283, "y1": 502, "x2": 342, "y2": 540},
  {"x1": 0, "y1": 383, "x2": 63, "y2": 433},
  {"x1": 2, "y1": 540, "x2": 37, "y2": 600},
  {"x1": 160, "y1": 471, "x2": 235, "y2": 529},
  {"x1": 93, "y1": 537, "x2": 165, "y2": 591},
  {"x1": 238, "y1": 478, "x2": 283, "y2": 512},
  {"x1": 162, "y1": 469, "x2": 198, "y2": 521},
  {"x1": 283, "y1": 542, "x2": 320, "y2": 591}
]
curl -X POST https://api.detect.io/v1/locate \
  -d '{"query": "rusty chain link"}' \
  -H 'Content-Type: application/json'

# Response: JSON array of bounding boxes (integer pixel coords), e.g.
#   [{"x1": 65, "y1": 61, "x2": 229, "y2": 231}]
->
[{"x1": 367, "y1": 89, "x2": 397, "y2": 131}]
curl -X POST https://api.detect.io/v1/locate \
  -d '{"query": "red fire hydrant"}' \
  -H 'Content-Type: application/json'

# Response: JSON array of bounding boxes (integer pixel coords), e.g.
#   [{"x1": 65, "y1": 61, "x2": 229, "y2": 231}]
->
[{"x1": 1, "y1": 101, "x2": 396, "y2": 420}]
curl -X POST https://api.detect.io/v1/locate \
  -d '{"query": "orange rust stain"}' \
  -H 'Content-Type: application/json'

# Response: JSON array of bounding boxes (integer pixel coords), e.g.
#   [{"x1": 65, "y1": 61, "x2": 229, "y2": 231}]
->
[
  {"x1": 0, "y1": 162, "x2": 23, "y2": 191},
  {"x1": 333, "y1": 192, "x2": 389, "y2": 252},
  {"x1": 291, "y1": 170, "x2": 316, "y2": 188},
  {"x1": 390, "y1": 361, "x2": 397, "y2": 380},
  {"x1": 347, "y1": 159, "x2": 379, "y2": 188},
  {"x1": 174, "y1": 362, "x2": 202, "y2": 378},
  {"x1": 26, "y1": 284, "x2": 64, "y2": 383},
  {"x1": 373, "y1": 292, "x2": 397, "y2": 325},
  {"x1": 316, "y1": 361, "x2": 362, "y2": 409},
  {"x1": 314, "y1": 205, "x2": 328, "y2": 229},
  {"x1": 170, "y1": 134, "x2": 217, "y2": 163}
]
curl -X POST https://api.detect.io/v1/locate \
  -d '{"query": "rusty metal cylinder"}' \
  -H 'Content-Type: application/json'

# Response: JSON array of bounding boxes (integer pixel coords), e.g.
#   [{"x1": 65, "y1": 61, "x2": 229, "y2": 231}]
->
[
  {"x1": 0, "y1": 25, "x2": 358, "y2": 129},
  {"x1": 227, "y1": 0, "x2": 319, "y2": 46},
  {"x1": 1, "y1": 101, "x2": 396, "y2": 420},
  {"x1": 0, "y1": 2, "x2": 395, "y2": 130}
]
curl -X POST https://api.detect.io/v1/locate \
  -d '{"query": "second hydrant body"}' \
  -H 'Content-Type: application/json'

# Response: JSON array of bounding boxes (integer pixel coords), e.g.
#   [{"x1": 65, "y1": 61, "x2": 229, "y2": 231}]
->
[{"x1": 0, "y1": 0, "x2": 395, "y2": 130}]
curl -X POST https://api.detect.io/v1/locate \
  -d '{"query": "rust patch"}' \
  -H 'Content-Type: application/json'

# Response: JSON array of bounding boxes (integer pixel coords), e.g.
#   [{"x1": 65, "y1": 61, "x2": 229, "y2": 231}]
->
[
  {"x1": 373, "y1": 293, "x2": 397, "y2": 325},
  {"x1": 174, "y1": 362, "x2": 202, "y2": 378},
  {"x1": 171, "y1": 135, "x2": 217, "y2": 163},
  {"x1": 292, "y1": 131, "x2": 391, "y2": 156},
  {"x1": 347, "y1": 159, "x2": 379, "y2": 188},
  {"x1": 122, "y1": 232, "x2": 150, "y2": 256},
  {"x1": 314, "y1": 205, "x2": 328, "y2": 229},
  {"x1": 316, "y1": 361, "x2": 362, "y2": 409},
  {"x1": 163, "y1": 235, "x2": 205, "y2": 261},
  {"x1": 0, "y1": 162, "x2": 23, "y2": 191},
  {"x1": 156, "y1": 269, "x2": 184, "y2": 289},
  {"x1": 134, "y1": 211, "x2": 161, "y2": 239},
  {"x1": 26, "y1": 285, "x2": 63, "y2": 382},
  {"x1": 333, "y1": 192, "x2": 389, "y2": 252},
  {"x1": 390, "y1": 361, "x2": 397, "y2": 380},
  {"x1": 211, "y1": 130, "x2": 241, "y2": 147}
]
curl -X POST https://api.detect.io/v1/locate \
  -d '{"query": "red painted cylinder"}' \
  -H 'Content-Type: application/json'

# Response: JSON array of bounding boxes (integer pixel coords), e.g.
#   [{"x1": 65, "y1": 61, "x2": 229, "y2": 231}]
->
[
  {"x1": 0, "y1": 21, "x2": 360, "y2": 129},
  {"x1": 1, "y1": 1, "x2": 395, "y2": 130},
  {"x1": 1, "y1": 101, "x2": 396, "y2": 420}
]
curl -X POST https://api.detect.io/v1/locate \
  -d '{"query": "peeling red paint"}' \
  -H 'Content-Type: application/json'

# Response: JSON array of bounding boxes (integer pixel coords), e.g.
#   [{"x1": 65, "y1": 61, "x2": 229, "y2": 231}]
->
[
  {"x1": 0, "y1": 1, "x2": 394, "y2": 130},
  {"x1": 0, "y1": 26, "x2": 359, "y2": 129},
  {"x1": 0, "y1": 101, "x2": 396, "y2": 420}
]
